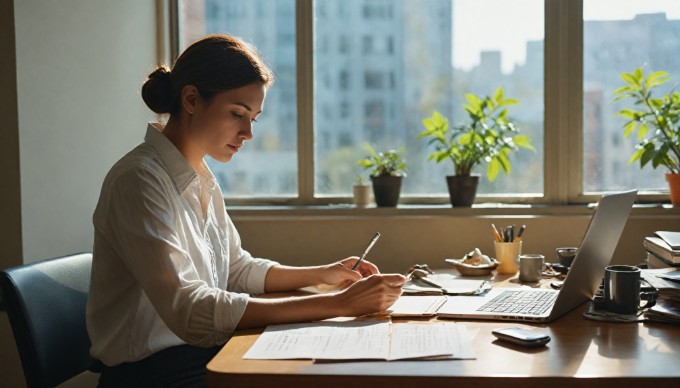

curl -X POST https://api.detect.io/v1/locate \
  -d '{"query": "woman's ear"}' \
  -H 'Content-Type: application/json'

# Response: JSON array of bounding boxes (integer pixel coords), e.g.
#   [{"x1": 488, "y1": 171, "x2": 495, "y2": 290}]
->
[{"x1": 180, "y1": 85, "x2": 199, "y2": 115}]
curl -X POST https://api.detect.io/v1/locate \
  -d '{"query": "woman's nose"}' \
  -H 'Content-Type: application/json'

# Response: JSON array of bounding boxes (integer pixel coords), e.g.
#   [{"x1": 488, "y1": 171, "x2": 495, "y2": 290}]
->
[{"x1": 240, "y1": 122, "x2": 253, "y2": 140}]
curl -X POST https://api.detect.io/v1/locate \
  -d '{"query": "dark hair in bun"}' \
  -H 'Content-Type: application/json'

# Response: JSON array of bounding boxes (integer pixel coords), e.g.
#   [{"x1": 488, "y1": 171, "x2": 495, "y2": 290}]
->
[
  {"x1": 141, "y1": 66, "x2": 173, "y2": 114},
  {"x1": 141, "y1": 34, "x2": 275, "y2": 115}
]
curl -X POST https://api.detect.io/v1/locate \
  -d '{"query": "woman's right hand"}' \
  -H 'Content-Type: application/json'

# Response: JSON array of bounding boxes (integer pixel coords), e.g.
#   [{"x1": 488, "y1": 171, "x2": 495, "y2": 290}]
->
[{"x1": 334, "y1": 273, "x2": 406, "y2": 317}]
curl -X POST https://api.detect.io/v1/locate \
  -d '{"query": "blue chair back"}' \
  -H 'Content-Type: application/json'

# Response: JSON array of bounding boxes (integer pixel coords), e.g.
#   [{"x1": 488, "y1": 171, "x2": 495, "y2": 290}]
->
[{"x1": 0, "y1": 253, "x2": 94, "y2": 388}]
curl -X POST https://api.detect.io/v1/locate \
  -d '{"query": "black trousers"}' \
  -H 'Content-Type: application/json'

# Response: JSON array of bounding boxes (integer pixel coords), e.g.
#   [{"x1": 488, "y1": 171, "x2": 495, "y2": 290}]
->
[{"x1": 95, "y1": 344, "x2": 222, "y2": 388}]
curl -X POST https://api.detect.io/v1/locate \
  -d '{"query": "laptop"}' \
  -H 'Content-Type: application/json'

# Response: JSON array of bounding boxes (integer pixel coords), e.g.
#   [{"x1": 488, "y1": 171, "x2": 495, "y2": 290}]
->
[{"x1": 436, "y1": 189, "x2": 638, "y2": 323}]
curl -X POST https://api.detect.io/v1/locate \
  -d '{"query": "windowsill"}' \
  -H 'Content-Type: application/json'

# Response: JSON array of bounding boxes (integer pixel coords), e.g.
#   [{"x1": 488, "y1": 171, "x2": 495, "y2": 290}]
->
[{"x1": 226, "y1": 203, "x2": 679, "y2": 218}]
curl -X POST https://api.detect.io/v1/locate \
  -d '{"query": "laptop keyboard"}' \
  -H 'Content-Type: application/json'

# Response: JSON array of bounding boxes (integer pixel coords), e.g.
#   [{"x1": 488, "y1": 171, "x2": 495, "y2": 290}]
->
[{"x1": 477, "y1": 290, "x2": 557, "y2": 316}]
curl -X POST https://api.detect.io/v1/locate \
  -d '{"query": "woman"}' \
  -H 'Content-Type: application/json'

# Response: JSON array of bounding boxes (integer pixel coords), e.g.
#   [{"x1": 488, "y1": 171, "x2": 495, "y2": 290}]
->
[{"x1": 86, "y1": 35, "x2": 405, "y2": 387}]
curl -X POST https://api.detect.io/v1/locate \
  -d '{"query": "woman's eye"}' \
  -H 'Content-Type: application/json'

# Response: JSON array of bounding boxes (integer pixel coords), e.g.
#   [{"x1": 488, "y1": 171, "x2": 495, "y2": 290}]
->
[
  {"x1": 231, "y1": 112, "x2": 243, "y2": 120},
  {"x1": 251, "y1": 118, "x2": 258, "y2": 124}
]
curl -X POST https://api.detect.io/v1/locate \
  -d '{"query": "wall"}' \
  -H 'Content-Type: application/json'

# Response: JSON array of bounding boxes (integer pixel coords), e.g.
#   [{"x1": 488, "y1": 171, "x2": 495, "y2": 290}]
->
[
  {"x1": 231, "y1": 210, "x2": 679, "y2": 273},
  {"x1": 1, "y1": 1, "x2": 157, "y2": 387}
]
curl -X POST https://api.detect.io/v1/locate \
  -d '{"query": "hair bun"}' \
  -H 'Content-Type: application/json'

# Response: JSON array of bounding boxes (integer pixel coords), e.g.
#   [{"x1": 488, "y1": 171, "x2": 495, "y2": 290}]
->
[{"x1": 141, "y1": 66, "x2": 174, "y2": 114}]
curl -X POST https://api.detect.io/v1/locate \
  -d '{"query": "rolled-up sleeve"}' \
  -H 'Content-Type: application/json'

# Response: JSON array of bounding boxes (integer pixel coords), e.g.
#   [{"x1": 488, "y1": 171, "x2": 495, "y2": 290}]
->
[{"x1": 224, "y1": 216, "x2": 278, "y2": 295}]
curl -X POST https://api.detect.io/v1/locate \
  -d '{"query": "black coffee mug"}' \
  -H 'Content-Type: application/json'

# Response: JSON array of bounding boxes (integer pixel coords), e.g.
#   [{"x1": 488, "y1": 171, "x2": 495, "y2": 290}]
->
[{"x1": 604, "y1": 265, "x2": 655, "y2": 314}]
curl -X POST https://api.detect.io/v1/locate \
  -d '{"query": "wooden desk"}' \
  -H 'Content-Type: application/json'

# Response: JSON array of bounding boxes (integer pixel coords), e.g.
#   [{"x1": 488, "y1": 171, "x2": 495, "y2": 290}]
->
[{"x1": 207, "y1": 276, "x2": 680, "y2": 388}]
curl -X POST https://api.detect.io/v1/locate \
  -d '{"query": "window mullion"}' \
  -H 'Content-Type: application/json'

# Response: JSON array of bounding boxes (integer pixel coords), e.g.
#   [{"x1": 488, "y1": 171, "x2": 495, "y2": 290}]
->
[
  {"x1": 296, "y1": 0, "x2": 315, "y2": 204},
  {"x1": 544, "y1": 0, "x2": 583, "y2": 205}
]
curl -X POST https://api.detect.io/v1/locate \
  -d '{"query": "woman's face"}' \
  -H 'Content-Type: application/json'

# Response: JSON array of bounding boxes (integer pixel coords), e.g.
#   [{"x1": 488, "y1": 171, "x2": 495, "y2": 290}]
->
[{"x1": 190, "y1": 82, "x2": 266, "y2": 163}]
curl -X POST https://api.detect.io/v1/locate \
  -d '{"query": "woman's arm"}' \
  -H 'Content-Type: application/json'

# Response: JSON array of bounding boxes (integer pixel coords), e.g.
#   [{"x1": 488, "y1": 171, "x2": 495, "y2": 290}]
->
[
  {"x1": 263, "y1": 257, "x2": 380, "y2": 293},
  {"x1": 237, "y1": 273, "x2": 406, "y2": 329}
]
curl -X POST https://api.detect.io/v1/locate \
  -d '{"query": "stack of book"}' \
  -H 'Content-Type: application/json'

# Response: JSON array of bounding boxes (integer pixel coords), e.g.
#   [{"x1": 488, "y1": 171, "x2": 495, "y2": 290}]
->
[
  {"x1": 644, "y1": 231, "x2": 680, "y2": 269},
  {"x1": 642, "y1": 269, "x2": 680, "y2": 324}
]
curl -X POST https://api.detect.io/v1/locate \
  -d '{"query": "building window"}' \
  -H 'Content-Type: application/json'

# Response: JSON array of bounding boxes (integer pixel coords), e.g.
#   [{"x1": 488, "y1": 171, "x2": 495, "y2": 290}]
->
[{"x1": 364, "y1": 71, "x2": 383, "y2": 90}]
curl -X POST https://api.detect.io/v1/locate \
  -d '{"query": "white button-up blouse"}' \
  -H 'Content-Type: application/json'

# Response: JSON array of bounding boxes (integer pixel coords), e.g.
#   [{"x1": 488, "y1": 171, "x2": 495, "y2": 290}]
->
[{"x1": 86, "y1": 123, "x2": 278, "y2": 366}]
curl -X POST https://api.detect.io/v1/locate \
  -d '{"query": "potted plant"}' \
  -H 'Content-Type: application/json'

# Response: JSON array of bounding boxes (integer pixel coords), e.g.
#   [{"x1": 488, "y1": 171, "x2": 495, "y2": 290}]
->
[
  {"x1": 358, "y1": 144, "x2": 407, "y2": 207},
  {"x1": 352, "y1": 175, "x2": 372, "y2": 208},
  {"x1": 613, "y1": 68, "x2": 680, "y2": 205},
  {"x1": 418, "y1": 87, "x2": 535, "y2": 206}
]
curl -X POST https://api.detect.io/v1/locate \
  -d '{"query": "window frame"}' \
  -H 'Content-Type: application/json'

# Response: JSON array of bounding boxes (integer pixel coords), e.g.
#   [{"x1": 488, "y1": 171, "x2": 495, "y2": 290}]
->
[{"x1": 171, "y1": 0, "x2": 671, "y2": 207}]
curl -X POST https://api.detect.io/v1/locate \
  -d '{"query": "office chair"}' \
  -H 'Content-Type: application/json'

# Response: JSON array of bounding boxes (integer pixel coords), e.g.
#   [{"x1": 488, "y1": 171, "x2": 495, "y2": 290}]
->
[{"x1": 0, "y1": 253, "x2": 95, "y2": 388}]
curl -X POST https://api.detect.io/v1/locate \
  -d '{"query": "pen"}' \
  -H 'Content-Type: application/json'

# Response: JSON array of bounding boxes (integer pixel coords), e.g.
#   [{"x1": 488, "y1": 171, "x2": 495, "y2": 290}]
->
[
  {"x1": 491, "y1": 224, "x2": 502, "y2": 242},
  {"x1": 351, "y1": 232, "x2": 381, "y2": 271},
  {"x1": 517, "y1": 225, "x2": 526, "y2": 241}
]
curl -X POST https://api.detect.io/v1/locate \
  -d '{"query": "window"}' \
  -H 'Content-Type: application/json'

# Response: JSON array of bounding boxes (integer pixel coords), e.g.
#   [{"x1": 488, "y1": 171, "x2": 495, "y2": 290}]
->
[
  {"x1": 583, "y1": 0, "x2": 680, "y2": 193},
  {"x1": 179, "y1": 0, "x2": 297, "y2": 198},
  {"x1": 315, "y1": 0, "x2": 544, "y2": 196},
  {"x1": 177, "y1": 0, "x2": 679, "y2": 205}
]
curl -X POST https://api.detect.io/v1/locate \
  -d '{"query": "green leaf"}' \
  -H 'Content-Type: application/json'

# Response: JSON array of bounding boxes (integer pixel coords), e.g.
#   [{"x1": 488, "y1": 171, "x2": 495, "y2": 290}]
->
[
  {"x1": 620, "y1": 72, "x2": 638, "y2": 86},
  {"x1": 623, "y1": 120, "x2": 638, "y2": 138},
  {"x1": 363, "y1": 143, "x2": 378, "y2": 158},
  {"x1": 645, "y1": 71, "x2": 670, "y2": 89},
  {"x1": 487, "y1": 158, "x2": 500, "y2": 181},
  {"x1": 633, "y1": 68, "x2": 644, "y2": 84},
  {"x1": 465, "y1": 93, "x2": 482, "y2": 111},
  {"x1": 435, "y1": 151, "x2": 449, "y2": 163},
  {"x1": 421, "y1": 117, "x2": 436, "y2": 132},
  {"x1": 458, "y1": 132, "x2": 474, "y2": 145},
  {"x1": 640, "y1": 146, "x2": 656, "y2": 168},
  {"x1": 628, "y1": 148, "x2": 645, "y2": 165},
  {"x1": 513, "y1": 135, "x2": 535, "y2": 151},
  {"x1": 493, "y1": 87, "x2": 504, "y2": 105},
  {"x1": 433, "y1": 110, "x2": 446, "y2": 126},
  {"x1": 617, "y1": 109, "x2": 638, "y2": 120},
  {"x1": 637, "y1": 122, "x2": 649, "y2": 140},
  {"x1": 613, "y1": 85, "x2": 637, "y2": 95}
]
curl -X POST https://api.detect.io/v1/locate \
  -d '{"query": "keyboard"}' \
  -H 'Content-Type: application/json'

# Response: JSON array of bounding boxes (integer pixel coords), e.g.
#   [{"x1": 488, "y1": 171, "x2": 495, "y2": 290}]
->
[{"x1": 477, "y1": 290, "x2": 557, "y2": 316}]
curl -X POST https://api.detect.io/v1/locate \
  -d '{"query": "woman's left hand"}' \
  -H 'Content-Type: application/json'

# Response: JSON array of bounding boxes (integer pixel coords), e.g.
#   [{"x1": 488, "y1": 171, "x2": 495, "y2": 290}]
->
[{"x1": 317, "y1": 257, "x2": 380, "y2": 287}]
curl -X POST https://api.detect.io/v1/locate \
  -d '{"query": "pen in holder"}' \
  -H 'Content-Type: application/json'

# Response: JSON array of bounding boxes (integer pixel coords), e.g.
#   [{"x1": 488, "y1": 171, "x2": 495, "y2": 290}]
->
[{"x1": 494, "y1": 240, "x2": 522, "y2": 274}]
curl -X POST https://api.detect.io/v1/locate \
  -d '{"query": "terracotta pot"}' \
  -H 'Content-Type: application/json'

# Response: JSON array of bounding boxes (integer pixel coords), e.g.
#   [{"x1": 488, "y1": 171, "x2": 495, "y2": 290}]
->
[
  {"x1": 446, "y1": 175, "x2": 480, "y2": 207},
  {"x1": 666, "y1": 173, "x2": 680, "y2": 206},
  {"x1": 371, "y1": 175, "x2": 403, "y2": 207}
]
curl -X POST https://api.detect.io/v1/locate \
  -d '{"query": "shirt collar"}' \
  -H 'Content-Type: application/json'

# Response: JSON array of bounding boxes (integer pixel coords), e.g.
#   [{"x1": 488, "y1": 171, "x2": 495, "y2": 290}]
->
[{"x1": 145, "y1": 122, "x2": 197, "y2": 193}]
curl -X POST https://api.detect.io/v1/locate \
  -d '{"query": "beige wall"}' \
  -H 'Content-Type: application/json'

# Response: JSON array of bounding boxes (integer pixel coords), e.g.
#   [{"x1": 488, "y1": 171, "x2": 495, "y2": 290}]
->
[
  {"x1": 1, "y1": 1, "x2": 157, "y2": 386},
  {"x1": 232, "y1": 209, "x2": 679, "y2": 274}
]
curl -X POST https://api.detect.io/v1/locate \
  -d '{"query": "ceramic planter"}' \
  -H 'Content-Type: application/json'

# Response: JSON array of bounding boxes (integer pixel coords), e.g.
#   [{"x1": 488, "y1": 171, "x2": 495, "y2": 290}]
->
[
  {"x1": 371, "y1": 175, "x2": 403, "y2": 207},
  {"x1": 446, "y1": 174, "x2": 480, "y2": 207},
  {"x1": 352, "y1": 185, "x2": 372, "y2": 207}
]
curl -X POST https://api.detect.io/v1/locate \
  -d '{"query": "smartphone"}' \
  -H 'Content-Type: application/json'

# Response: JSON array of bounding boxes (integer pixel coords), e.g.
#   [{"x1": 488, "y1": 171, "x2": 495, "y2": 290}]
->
[{"x1": 491, "y1": 327, "x2": 551, "y2": 348}]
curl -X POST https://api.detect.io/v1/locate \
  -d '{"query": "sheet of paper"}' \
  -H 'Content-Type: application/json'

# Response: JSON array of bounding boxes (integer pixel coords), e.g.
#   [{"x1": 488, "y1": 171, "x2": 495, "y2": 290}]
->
[
  {"x1": 243, "y1": 321, "x2": 476, "y2": 361},
  {"x1": 388, "y1": 323, "x2": 451, "y2": 360},
  {"x1": 389, "y1": 295, "x2": 447, "y2": 317},
  {"x1": 243, "y1": 321, "x2": 390, "y2": 360}
]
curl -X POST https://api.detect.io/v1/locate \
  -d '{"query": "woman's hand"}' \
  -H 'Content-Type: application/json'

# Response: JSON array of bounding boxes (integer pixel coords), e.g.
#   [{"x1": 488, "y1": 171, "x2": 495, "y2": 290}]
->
[
  {"x1": 316, "y1": 257, "x2": 380, "y2": 288},
  {"x1": 333, "y1": 274, "x2": 407, "y2": 316}
]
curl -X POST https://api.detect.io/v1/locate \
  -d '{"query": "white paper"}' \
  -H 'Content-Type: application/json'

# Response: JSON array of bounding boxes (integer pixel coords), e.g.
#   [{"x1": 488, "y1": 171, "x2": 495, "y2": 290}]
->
[
  {"x1": 243, "y1": 321, "x2": 475, "y2": 361},
  {"x1": 243, "y1": 321, "x2": 390, "y2": 360},
  {"x1": 389, "y1": 295, "x2": 447, "y2": 317}
]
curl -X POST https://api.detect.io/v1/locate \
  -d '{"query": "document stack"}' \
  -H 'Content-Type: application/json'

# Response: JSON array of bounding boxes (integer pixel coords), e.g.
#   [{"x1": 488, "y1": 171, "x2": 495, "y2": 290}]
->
[
  {"x1": 642, "y1": 269, "x2": 680, "y2": 324},
  {"x1": 643, "y1": 231, "x2": 680, "y2": 269}
]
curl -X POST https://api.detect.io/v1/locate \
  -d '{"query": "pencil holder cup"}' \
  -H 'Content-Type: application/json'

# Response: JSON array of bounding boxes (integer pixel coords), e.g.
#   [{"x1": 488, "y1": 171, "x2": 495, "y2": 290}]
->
[{"x1": 494, "y1": 241, "x2": 522, "y2": 274}]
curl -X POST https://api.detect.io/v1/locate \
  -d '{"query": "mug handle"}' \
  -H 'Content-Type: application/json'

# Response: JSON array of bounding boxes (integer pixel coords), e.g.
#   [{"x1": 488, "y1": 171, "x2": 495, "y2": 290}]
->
[{"x1": 639, "y1": 291, "x2": 657, "y2": 310}]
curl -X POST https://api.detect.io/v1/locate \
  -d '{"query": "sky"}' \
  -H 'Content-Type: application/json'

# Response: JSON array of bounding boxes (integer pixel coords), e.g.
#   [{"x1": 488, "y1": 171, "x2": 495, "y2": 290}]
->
[{"x1": 453, "y1": 0, "x2": 680, "y2": 73}]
